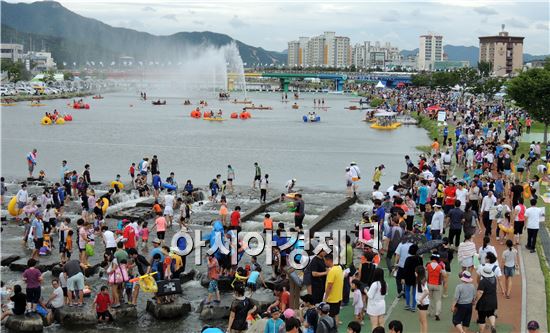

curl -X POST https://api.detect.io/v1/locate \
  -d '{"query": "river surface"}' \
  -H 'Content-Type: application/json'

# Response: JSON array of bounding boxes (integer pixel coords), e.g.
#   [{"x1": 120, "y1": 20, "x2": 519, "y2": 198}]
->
[{"x1": 1, "y1": 91, "x2": 429, "y2": 191}]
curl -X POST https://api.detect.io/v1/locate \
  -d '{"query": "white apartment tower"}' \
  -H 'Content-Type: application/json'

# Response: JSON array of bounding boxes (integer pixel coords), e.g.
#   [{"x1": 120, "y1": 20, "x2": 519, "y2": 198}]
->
[{"x1": 418, "y1": 33, "x2": 443, "y2": 71}]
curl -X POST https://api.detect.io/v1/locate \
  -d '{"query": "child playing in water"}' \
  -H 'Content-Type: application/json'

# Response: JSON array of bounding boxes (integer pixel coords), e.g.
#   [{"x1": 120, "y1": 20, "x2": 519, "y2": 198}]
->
[
  {"x1": 206, "y1": 254, "x2": 221, "y2": 304},
  {"x1": 139, "y1": 221, "x2": 149, "y2": 249},
  {"x1": 263, "y1": 213, "x2": 273, "y2": 232},
  {"x1": 219, "y1": 202, "x2": 228, "y2": 226},
  {"x1": 152, "y1": 200, "x2": 162, "y2": 215},
  {"x1": 65, "y1": 230, "x2": 73, "y2": 260}
]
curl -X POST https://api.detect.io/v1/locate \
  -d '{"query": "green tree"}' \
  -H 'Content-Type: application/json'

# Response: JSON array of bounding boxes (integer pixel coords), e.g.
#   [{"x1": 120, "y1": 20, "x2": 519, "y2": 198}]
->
[
  {"x1": 473, "y1": 77, "x2": 503, "y2": 101},
  {"x1": 506, "y1": 60, "x2": 550, "y2": 142},
  {"x1": 0, "y1": 60, "x2": 31, "y2": 82},
  {"x1": 411, "y1": 73, "x2": 432, "y2": 87},
  {"x1": 455, "y1": 67, "x2": 479, "y2": 95},
  {"x1": 478, "y1": 61, "x2": 493, "y2": 78}
]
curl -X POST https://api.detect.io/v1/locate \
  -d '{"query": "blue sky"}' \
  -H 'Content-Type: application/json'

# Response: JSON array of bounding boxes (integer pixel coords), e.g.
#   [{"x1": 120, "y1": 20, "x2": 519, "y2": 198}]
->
[{"x1": 8, "y1": 0, "x2": 550, "y2": 54}]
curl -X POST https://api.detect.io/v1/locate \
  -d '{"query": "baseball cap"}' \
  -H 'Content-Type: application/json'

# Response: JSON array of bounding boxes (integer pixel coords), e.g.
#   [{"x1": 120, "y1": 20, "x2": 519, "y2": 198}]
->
[
  {"x1": 317, "y1": 302, "x2": 330, "y2": 313},
  {"x1": 152, "y1": 238, "x2": 161, "y2": 244},
  {"x1": 270, "y1": 306, "x2": 280, "y2": 314},
  {"x1": 527, "y1": 320, "x2": 540, "y2": 330}
]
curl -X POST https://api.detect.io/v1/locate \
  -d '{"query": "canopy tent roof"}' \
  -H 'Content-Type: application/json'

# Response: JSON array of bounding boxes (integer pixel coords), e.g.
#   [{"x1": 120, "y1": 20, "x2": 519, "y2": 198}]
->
[
  {"x1": 375, "y1": 81, "x2": 386, "y2": 88},
  {"x1": 374, "y1": 111, "x2": 398, "y2": 117}
]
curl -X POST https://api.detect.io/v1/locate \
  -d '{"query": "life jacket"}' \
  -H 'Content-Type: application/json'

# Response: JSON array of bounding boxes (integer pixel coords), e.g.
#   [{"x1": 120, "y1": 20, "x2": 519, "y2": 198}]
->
[
  {"x1": 517, "y1": 204, "x2": 526, "y2": 221},
  {"x1": 426, "y1": 262, "x2": 443, "y2": 285}
]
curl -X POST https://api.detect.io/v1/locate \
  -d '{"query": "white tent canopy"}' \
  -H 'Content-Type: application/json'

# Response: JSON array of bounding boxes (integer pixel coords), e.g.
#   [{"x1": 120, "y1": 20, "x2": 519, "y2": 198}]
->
[{"x1": 375, "y1": 81, "x2": 386, "y2": 89}]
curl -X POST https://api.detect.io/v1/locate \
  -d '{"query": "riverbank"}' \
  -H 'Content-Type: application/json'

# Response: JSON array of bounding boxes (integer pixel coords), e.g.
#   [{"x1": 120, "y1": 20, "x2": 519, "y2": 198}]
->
[{"x1": 2, "y1": 89, "x2": 121, "y2": 102}]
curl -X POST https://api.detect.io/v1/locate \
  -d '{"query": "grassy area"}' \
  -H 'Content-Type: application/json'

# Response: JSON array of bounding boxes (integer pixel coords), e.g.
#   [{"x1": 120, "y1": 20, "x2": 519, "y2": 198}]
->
[{"x1": 536, "y1": 241, "x2": 550, "y2": 327}]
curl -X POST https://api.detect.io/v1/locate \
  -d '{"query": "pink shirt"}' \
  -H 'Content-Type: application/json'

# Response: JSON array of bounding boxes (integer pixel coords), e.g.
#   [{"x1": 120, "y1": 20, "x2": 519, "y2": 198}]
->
[
  {"x1": 140, "y1": 228, "x2": 149, "y2": 240},
  {"x1": 155, "y1": 217, "x2": 167, "y2": 232}
]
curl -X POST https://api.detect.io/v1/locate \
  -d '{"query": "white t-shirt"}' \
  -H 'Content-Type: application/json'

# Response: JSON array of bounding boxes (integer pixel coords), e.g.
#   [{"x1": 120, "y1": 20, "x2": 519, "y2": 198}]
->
[
  {"x1": 349, "y1": 165, "x2": 361, "y2": 179},
  {"x1": 50, "y1": 286, "x2": 64, "y2": 308},
  {"x1": 536, "y1": 164, "x2": 547, "y2": 174},
  {"x1": 102, "y1": 230, "x2": 117, "y2": 248},
  {"x1": 387, "y1": 186, "x2": 400, "y2": 199},
  {"x1": 525, "y1": 206, "x2": 542, "y2": 229},
  {"x1": 164, "y1": 194, "x2": 175, "y2": 208},
  {"x1": 16, "y1": 189, "x2": 28, "y2": 203},
  {"x1": 141, "y1": 160, "x2": 149, "y2": 172},
  {"x1": 456, "y1": 188, "x2": 468, "y2": 207},
  {"x1": 431, "y1": 210, "x2": 445, "y2": 231},
  {"x1": 477, "y1": 263, "x2": 502, "y2": 278},
  {"x1": 478, "y1": 245, "x2": 497, "y2": 265}
]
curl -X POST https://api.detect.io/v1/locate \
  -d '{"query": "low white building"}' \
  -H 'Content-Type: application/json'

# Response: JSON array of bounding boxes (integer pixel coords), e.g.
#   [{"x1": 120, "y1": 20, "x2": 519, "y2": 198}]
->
[{"x1": 1, "y1": 43, "x2": 24, "y2": 62}]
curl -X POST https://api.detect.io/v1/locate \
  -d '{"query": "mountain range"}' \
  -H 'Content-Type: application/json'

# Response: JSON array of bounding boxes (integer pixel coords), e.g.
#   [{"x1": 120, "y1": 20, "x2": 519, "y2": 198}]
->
[
  {"x1": 0, "y1": 1, "x2": 286, "y2": 66},
  {"x1": 400, "y1": 45, "x2": 548, "y2": 66}
]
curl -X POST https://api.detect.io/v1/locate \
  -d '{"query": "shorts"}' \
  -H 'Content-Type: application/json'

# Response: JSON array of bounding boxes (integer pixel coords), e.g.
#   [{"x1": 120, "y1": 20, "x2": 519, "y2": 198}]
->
[
  {"x1": 328, "y1": 302, "x2": 341, "y2": 317},
  {"x1": 294, "y1": 215, "x2": 305, "y2": 229},
  {"x1": 354, "y1": 306, "x2": 363, "y2": 316},
  {"x1": 503, "y1": 266, "x2": 515, "y2": 277},
  {"x1": 517, "y1": 167, "x2": 525, "y2": 172},
  {"x1": 418, "y1": 304, "x2": 429, "y2": 311},
  {"x1": 62, "y1": 287, "x2": 68, "y2": 297},
  {"x1": 228, "y1": 178, "x2": 233, "y2": 182},
  {"x1": 346, "y1": 180, "x2": 353, "y2": 187},
  {"x1": 208, "y1": 280, "x2": 219, "y2": 293},
  {"x1": 29, "y1": 164, "x2": 35, "y2": 173},
  {"x1": 140, "y1": 170, "x2": 147, "y2": 176},
  {"x1": 514, "y1": 221, "x2": 524, "y2": 235},
  {"x1": 34, "y1": 238, "x2": 44, "y2": 250},
  {"x1": 504, "y1": 169, "x2": 511, "y2": 176},
  {"x1": 246, "y1": 282, "x2": 257, "y2": 291},
  {"x1": 67, "y1": 272, "x2": 85, "y2": 291},
  {"x1": 254, "y1": 175, "x2": 261, "y2": 181},
  {"x1": 164, "y1": 206, "x2": 173, "y2": 216},
  {"x1": 26, "y1": 287, "x2": 41, "y2": 304},
  {"x1": 59, "y1": 242, "x2": 66, "y2": 253},
  {"x1": 157, "y1": 231, "x2": 165, "y2": 240},
  {"x1": 105, "y1": 247, "x2": 116, "y2": 256},
  {"x1": 476, "y1": 309, "x2": 496, "y2": 324},
  {"x1": 17, "y1": 201, "x2": 26, "y2": 209}
]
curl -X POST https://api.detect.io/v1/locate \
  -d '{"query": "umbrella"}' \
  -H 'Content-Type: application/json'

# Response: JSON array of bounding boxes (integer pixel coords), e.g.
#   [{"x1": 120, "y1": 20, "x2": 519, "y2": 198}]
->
[
  {"x1": 418, "y1": 239, "x2": 444, "y2": 255},
  {"x1": 501, "y1": 144, "x2": 513, "y2": 150}
]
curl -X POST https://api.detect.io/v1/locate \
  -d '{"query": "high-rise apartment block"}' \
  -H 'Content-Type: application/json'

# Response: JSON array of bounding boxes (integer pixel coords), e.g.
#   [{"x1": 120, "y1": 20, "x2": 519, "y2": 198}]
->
[
  {"x1": 287, "y1": 32, "x2": 351, "y2": 68},
  {"x1": 418, "y1": 33, "x2": 444, "y2": 71},
  {"x1": 479, "y1": 28, "x2": 524, "y2": 76}
]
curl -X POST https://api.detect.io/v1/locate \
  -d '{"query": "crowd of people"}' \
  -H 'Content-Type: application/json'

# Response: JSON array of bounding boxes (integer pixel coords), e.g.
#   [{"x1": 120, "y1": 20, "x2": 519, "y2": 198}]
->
[{"x1": 1, "y1": 86, "x2": 548, "y2": 333}]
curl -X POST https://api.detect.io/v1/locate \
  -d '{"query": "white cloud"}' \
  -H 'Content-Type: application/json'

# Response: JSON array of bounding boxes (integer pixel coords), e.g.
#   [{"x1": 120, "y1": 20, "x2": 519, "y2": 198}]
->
[
  {"x1": 473, "y1": 7, "x2": 498, "y2": 15},
  {"x1": 229, "y1": 15, "x2": 248, "y2": 29},
  {"x1": 535, "y1": 22, "x2": 549, "y2": 31},
  {"x1": 505, "y1": 18, "x2": 528, "y2": 28},
  {"x1": 142, "y1": 6, "x2": 155, "y2": 12},
  {"x1": 161, "y1": 14, "x2": 178, "y2": 22}
]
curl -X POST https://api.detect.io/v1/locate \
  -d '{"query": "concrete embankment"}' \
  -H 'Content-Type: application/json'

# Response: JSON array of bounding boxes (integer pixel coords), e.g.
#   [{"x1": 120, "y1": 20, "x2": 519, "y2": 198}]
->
[{"x1": 309, "y1": 196, "x2": 357, "y2": 234}]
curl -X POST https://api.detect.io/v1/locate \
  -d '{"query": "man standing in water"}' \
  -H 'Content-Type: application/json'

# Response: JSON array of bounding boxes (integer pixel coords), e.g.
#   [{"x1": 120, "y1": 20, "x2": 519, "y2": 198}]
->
[
  {"x1": 151, "y1": 155, "x2": 159, "y2": 175},
  {"x1": 26, "y1": 149, "x2": 37, "y2": 178},
  {"x1": 349, "y1": 162, "x2": 361, "y2": 196},
  {"x1": 293, "y1": 194, "x2": 305, "y2": 230},
  {"x1": 252, "y1": 162, "x2": 261, "y2": 189},
  {"x1": 227, "y1": 165, "x2": 235, "y2": 194}
]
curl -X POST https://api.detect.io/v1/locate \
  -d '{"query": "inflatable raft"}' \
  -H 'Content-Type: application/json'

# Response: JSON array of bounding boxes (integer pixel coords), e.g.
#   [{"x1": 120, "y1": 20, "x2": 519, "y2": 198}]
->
[
  {"x1": 303, "y1": 115, "x2": 320, "y2": 123},
  {"x1": 370, "y1": 122, "x2": 401, "y2": 130},
  {"x1": 203, "y1": 117, "x2": 225, "y2": 121}
]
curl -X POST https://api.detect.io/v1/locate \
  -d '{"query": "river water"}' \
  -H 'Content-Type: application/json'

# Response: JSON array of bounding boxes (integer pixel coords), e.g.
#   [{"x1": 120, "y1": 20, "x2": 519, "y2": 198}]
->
[
  {"x1": 0, "y1": 90, "x2": 429, "y2": 332},
  {"x1": 1, "y1": 91, "x2": 429, "y2": 191}
]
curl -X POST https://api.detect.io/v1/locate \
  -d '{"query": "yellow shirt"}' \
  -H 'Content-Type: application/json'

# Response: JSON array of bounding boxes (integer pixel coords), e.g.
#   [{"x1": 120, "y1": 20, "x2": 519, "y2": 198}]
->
[
  {"x1": 373, "y1": 169, "x2": 382, "y2": 183},
  {"x1": 325, "y1": 265, "x2": 344, "y2": 303}
]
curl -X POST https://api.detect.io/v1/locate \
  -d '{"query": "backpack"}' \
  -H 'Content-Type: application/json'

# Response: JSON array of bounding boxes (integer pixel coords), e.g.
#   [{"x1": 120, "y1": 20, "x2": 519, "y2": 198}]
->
[{"x1": 320, "y1": 317, "x2": 337, "y2": 333}]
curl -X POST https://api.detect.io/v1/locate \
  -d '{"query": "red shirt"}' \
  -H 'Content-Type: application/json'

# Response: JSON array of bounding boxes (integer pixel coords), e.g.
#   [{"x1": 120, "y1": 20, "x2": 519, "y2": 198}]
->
[
  {"x1": 230, "y1": 211, "x2": 241, "y2": 227},
  {"x1": 444, "y1": 186, "x2": 456, "y2": 206},
  {"x1": 95, "y1": 293, "x2": 111, "y2": 312},
  {"x1": 280, "y1": 291, "x2": 290, "y2": 310},
  {"x1": 123, "y1": 225, "x2": 136, "y2": 249}
]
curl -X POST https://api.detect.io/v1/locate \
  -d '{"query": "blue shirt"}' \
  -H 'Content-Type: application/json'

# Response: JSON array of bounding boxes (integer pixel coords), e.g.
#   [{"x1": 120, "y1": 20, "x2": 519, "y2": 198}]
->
[
  {"x1": 150, "y1": 248, "x2": 164, "y2": 262},
  {"x1": 32, "y1": 219, "x2": 44, "y2": 238},
  {"x1": 418, "y1": 186, "x2": 429, "y2": 205},
  {"x1": 57, "y1": 187, "x2": 65, "y2": 202},
  {"x1": 184, "y1": 183, "x2": 193, "y2": 192},
  {"x1": 376, "y1": 207, "x2": 385, "y2": 223},
  {"x1": 248, "y1": 271, "x2": 260, "y2": 284},
  {"x1": 265, "y1": 318, "x2": 284, "y2": 333},
  {"x1": 443, "y1": 127, "x2": 448, "y2": 136},
  {"x1": 152, "y1": 175, "x2": 161, "y2": 188}
]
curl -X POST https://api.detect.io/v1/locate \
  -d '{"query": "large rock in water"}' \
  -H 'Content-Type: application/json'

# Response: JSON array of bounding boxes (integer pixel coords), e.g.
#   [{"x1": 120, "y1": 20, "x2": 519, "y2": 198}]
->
[
  {"x1": 55, "y1": 306, "x2": 97, "y2": 327},
  {"x1": 1, "y1": 255, "x2": 21, "y2": 266},
  {"x1": 5, "y1": 314, "x2": 43, "y2": 332},
  {"x1": 178, "y1": 269, "x2": 197, "y2": 284},
  {"x1": 111, "y1": 304, "x2": 138, "y2": 322},
  {"x1": 199, "y1": 302, "x2": 231, "y2": 320},
  {"x1": 146, "y1": 299, "x2": 191, "y2": 319},
  {"x1": 251, "y1": 292, "x2": 276, "y2": 313}
]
